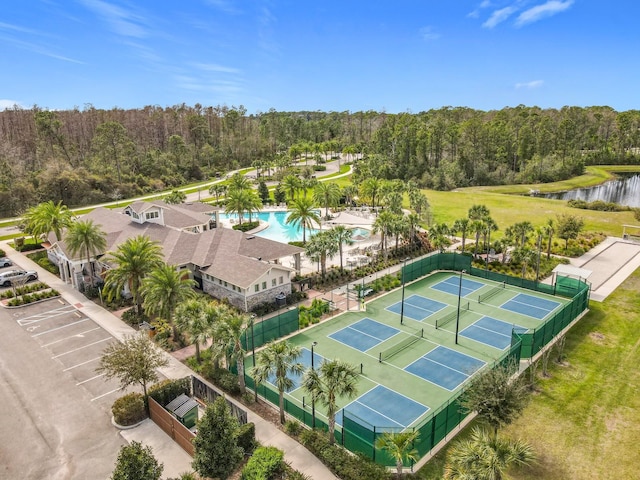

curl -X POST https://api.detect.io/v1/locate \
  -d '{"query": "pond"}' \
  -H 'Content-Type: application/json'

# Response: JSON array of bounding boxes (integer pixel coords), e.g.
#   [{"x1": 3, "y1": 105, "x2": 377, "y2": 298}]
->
[{"x1": 542, "y1": 173, "x2": 640, "y2": 208}]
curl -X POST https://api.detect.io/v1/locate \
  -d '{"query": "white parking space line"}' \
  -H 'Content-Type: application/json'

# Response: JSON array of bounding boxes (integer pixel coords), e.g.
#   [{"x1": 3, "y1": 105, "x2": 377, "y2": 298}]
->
[
  {"x1": 76, "y1": 373, "x2": 105, "y2": 386},
  {"x1": 52, "y1": 338, "x2": 113, "y2": 359},
  {"x1": 41, "y1": 327, "x2": 101, "y2": 348},
  {"x1": 63, "y1": 357, "x2": 102, "y2": 371},
  {"x1": 91, "y1": 388, "x2": 120, "y2": 402},
  {"x1": 17, "y1": 305, "x2": 77, "y2": 326},
  {"x1": 32, "y1": 318, "x2": 90, "y2": 337}
]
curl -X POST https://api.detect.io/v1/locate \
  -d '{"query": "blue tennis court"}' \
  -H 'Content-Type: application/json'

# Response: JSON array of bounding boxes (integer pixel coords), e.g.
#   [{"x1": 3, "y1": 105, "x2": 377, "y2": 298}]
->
[
  {"x1": 337, "y1": 385, "x2": 429, "y2": 429},
  {"x1": 501, "y1": 293, "x2": 561, "y2": 320},
  {"x1": 431, "y1": 276, "x2": 485, "y2": 297},
  {"x1": 386, "y1": 294, "x2": 447, "y2": 321},
  {"x1": 404, "y1": 346, "x2": 485, "y2": 391},
  {"x1": 460, "y1": 316, "x2": 528, "y2": 350},
  {"x1": 329, "y1": 318, "x2": 399, "y2": 352},
  {"x1": 267, "y1": 347, "x2": 325, "y2": 392}
]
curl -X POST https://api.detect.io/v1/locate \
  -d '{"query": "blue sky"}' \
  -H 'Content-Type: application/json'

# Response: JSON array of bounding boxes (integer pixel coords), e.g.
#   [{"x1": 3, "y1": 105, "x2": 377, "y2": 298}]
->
[{"x1": 1, "y1": 1, "x2": 638, "y2": 113}]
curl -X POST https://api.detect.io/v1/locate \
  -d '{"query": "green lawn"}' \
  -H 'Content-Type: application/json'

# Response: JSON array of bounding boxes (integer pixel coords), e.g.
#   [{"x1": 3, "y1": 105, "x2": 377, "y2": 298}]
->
[{"x1": 417, "y1": 268, "x2": 640, "y2": 479}]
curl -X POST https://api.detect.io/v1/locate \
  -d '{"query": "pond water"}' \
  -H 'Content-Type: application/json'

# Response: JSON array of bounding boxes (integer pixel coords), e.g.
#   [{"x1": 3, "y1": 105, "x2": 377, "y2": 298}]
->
[{"x1": 542, "y1": 173, "x2": 640, "y2": 207}]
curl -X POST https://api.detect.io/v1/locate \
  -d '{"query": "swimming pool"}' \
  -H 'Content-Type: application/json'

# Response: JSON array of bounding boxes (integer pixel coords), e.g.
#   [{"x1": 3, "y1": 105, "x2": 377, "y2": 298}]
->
[{"x1": 219, "y1": 211, "x2": 319, "y2": 243}]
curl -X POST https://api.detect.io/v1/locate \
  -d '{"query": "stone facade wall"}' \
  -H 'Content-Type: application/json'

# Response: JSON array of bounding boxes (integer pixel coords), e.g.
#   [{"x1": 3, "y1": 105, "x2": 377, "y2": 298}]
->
[{"x1": 203, "y1": 279, "x2": 292, "y2": 312}]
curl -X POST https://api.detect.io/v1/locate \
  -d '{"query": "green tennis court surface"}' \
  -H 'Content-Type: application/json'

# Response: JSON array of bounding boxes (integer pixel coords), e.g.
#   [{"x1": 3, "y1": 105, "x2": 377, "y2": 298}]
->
[{"x1": 245, "y1": 261, "x2": 585, "y2": 465}]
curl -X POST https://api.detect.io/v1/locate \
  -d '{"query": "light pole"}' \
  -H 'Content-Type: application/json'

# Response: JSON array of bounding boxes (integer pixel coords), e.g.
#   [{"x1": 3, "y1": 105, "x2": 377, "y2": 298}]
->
[
  {"x1": 454, "y1": 269, "x2": 466, "y2": 345},
  {"x1": 311, "y1": 341, "x2": 318, "y2": 428},
  {"x1": 250, "y1": 314, "x2": 257, "y2": 401},
  {"x1": 400, "y1": 257, "x2": 410, "y2": 325}
]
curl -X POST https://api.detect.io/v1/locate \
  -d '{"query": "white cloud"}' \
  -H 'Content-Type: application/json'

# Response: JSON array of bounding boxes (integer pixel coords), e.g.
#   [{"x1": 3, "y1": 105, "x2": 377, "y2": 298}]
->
[
  {"x1": 515, "y1": 80, "x2": 544, "y2": 89},
  {"x1": 420, "y1": 26, "x2": 441, "y2": 41},
  {"x1": 79, "y1": 0, "x2": 148, "y2": 38},
  {"x1": 204, "y1": 0, "x2": 242, "y2": 15},
  {"x1": 482, "y1": 6, "x2": 518, "y2": 28},
  {"x1": 515, "y1": 0, "x2": 574, "y2": 27},
  {"x1": 0, "y1": 34, "x2": 85, "y2": 63},
  {"x1": 191, "y1": 63, "x2": 242, "y2": 74},
  {"x1": 0, "y1": 99, "x2": 23, "y2": 110}
]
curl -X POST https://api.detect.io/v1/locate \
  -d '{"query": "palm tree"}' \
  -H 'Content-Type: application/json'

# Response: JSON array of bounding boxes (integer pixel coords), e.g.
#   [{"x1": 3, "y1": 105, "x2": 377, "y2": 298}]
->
[
  {"x1": 383, "y1": 190, "x2": 404, "y2": 215},
  {"x1": 175, "y1": 298, "x2": 209, "y2": 363},
  {"x1": 313, "y1": 182, "x2": 341, "y2": 220},
  {"x1": 330, "y1": 225, "x2": 354, "y2": 270},
  {"x1": 482, "y1": 217, "x2": 498, "y2": 264},
  {"x1": 444, "y1": 427, "x2": 536, "y2": 480},
  {"x1": 218, "y1": 312, "x2": 251, "y2": 394},
  {"x1": 203, "y1": 301, "x2": 232, "y2": 369},
  {"x1": 64, "y1": 219, "x2": 107, "y2": 287},
  {"x1": 286, "y1": 197, "x2": 320, "y2": 243},
  {"x1": 372, "y1": 211, "x2": 397, "y2": 260},
  {"x1": 303, "y1": 359, "x2": 359, "y2": 444},
  {"x1": 283, "y1": 174, "x2": 301, "y2": 201},
  {"x1": 225, "y1": 188, "x2": 262, "y2": 224},
  {"x1": 140, "y1": 263, "x2": 197, "y2": 338},
  {"x1": 305, "y1": 231, "x2": 339, "y2": 279},
  {"x1": 360, "y1": 177, "x2": 383, "y2": 208},
  {"x1": 544, "y1": 218, "x2": 555, "y2": 259},
  {"x1": 252, "y1": 341, "x2": 304, "y2": 424},
  {"x1": 342, "y1": 184, "x2": 359, "y2": 207},
  {"x1": 228, "y1": 172, "x2": 252, "y2": 191},
  {"x1": 23, "y1": 200, "x2": 74, "y2": 242},
  {"x1": 512, "y1": 246, "x2": 536, "y2": 280},
  {"x1": 428, "y1": 223, "x2": 451, "y2": 253},
  {"x1": 375, "y1": 431, "x2": 420, "y2": 479},
  {"x1": 453, "y1": 218, "x2": 470, "y2": 252},
  {"x1": 208, "y1": 184, "x2": 227, "y2": 204},
  {"x1": 103, "y1": 235, "x2": 163, "y2": 314},
  {"x1": 512, "y1": 221, "x2": 534, "y2": 247},
  {"x1": 471, "y1": 219, "x2": 485, "y2": 257},
  {"x1": 403, "y1": 213, "x2": 421, "y2": 250}
]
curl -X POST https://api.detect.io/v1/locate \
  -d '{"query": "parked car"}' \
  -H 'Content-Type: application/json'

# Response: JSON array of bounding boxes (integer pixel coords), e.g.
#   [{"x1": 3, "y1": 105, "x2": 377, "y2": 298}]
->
[
  {"x1": 0, "y1": 257, "x2": 12, "y2": 268},
  {"x1": 0, "y1": 269, "x2": 38, "y2": 287}
]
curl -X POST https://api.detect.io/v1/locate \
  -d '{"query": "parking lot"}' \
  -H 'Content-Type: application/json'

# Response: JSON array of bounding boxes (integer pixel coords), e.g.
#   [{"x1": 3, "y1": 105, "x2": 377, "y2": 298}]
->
[{"x1": 10, "y1": 297, "x2": 136, "y2": 408}]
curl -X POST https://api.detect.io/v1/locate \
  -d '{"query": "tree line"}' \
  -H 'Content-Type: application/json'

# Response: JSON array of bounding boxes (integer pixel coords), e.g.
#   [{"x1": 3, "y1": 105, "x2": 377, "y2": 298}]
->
[{"x1": 1, "y1": 104, "x2": 639, "y2": 216}]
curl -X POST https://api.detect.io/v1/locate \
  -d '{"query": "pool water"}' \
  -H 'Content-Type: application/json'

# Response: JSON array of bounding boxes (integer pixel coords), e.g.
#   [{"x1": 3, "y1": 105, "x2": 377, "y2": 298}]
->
[
  {"x1": 219, "y1": 211, "x2": 319, "y2": 243},
  {"x1": 219, "y1": 211, "x2": 371, "y2": 244}
]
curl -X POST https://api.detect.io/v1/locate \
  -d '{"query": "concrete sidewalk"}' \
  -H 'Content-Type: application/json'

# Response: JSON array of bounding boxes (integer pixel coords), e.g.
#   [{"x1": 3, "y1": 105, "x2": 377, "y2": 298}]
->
[{"x1": 1, "y1": 241, "x2": 337, "y2": 480}]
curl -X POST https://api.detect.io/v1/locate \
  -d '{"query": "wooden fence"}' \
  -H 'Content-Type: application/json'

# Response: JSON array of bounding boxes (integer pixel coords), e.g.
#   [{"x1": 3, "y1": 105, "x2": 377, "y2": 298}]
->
[{"x1": 148, "y1": 397, "x2": 195, "y2": 457}]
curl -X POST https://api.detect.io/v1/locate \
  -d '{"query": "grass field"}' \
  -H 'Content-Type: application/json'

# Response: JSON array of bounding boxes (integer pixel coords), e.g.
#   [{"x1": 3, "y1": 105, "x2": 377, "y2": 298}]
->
[{"x1": 416, "y1": 268, "x2": 640, "y2": 479}]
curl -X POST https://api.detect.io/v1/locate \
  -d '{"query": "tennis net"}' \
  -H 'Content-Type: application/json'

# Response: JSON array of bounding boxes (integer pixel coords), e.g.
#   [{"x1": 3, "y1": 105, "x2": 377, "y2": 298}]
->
[
  {"x1": 478, "y1": 283, "x2": 506, "y2": 303},
  {"x1": 379, "y1": 328, "x2": 423, "y2": 362},
  {"x1": 435, "y1": 303, "x2": 469, "y2": 330}
]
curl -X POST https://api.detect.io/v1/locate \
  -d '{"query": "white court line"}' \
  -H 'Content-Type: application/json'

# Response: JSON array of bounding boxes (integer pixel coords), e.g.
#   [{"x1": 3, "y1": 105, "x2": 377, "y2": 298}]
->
[
  {"x1": 41, "y1": 327, "x2": 101, "y2": 347},
  {"x1": 76, "y1": 373, "x2": 105, "y2": 386},
  {"x1": 91, "y1": 388, "x2": 120, "y2": 402},
  {"x1": 52, "y1": 338, "x2": 112, "y2": 359},
  {"x1": 63, "y1": 357, "x2": 101, "y2": 371},
  {"x1": 32, "y1": 318, "x2": 90, "y2": 337},
  {"x1": 352, "y1": 400, "x2": 405, "y2": 428}
]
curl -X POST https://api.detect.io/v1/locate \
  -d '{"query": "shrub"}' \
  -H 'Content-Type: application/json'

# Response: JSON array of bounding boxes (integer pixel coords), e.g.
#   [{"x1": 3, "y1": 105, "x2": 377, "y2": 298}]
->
[
  {"x1": 313, "y1": 165, "x2": 327, "y2": 171},
  {"x1": 112, "y1": 392, "x2": 147, "y2": 426},
  {"x1": 237, "y1": 422, "x2": 256, "y2": 454},
  {"x1": 148, "y1": 378, "x2": 191, "y2": 407},
  {"x1": 241, "y1": 446, "x2": 285, "y2": 480},
  {"x1": 284, "y1": 420, "x2": 302, "y2": 437},
  {"x1": 216, "y1": 369, "x2": 241, "y2": 395},
  {"x1": 121, "y1": 307, "x2": 149, "y2": 326},
  {"x1": 299, "y1": 430, "x2": 390, "y2": 480},
  {"x1": 0, "y1": 248, "x2": 5, "y2": 257},
  {"x1": 233, "y1": 221, "x2": 260, "y2": 232}
]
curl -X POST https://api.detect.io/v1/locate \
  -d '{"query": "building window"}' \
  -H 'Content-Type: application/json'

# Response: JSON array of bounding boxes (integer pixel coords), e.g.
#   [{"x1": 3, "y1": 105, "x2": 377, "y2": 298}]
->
[
  {"x1": 224, "y1": 281, "x2": 228, "y2": 287},
  {"x1": 262, "y1": 281, "x2": 267, "y2": 290},
  {"x1": 272, "y1": 278, "x2": 277, "y2": 287},
  {"x1": 218, "y1": 279, "x2": 222, "y2": 285},
  {"x1": 145, "y1": 211, "x2": 159, "y2": 220},
  {"x1": 254, "y1": 284, "x2": 259, "y2": 292},
  {"x1": 279, "y1": 276, "x2": 283, "y2": 284}
]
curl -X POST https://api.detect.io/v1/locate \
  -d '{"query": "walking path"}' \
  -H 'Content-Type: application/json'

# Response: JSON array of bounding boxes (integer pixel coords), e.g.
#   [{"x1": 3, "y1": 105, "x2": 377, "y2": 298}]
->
[{"x1": 0, "y1": 241, "x2": 338, "y2": 480}]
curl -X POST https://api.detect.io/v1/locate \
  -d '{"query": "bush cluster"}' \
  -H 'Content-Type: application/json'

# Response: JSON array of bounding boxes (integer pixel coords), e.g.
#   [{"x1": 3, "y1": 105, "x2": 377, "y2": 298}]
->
[
  {"x1": 299, "y1": 430, "x2": 390, "y2": 480},
  {"x1": 241, "y1": 446, "x2": 285, "y2": 479},
  {"x1": 299, "y1": 298, "x2": 330, "y2": 328},
  {"x1": 200, "y1": 366, "x2": 241, "y2": 395},
  {"x1": 250, "y1": 290, "x2": 308, "y2": 317},
  {"x1": 313, "y1": 165, "x2": 327, "y2": 171},
  {"x1": 233, "y1": 221, "x2": 260, "y2": 232},
  {"x1": 568, "y1": 199, "x2": 630, "y2": 212},
  {"x1": 7, "y1": 289, "x2": 60, "y2": 306},
  {"x1": 121, "y1": 307, "x2": 149, "y2": 326},
  {"x1": 147, "y1": 378, "x2": 191, "y2": 407},
  {"x1": 0, "y1": 281, "x2": 49, "y2": 299},
  {"x1": 112, "y1": 393, "x2": 147, "y2": 426},
  {"x1": 237, "y1": 422, "x2": 256, "y2": 454}
]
